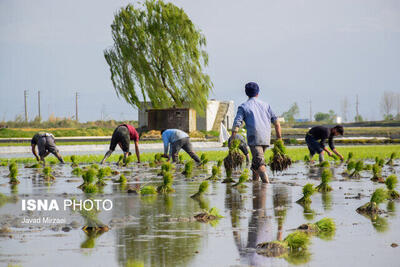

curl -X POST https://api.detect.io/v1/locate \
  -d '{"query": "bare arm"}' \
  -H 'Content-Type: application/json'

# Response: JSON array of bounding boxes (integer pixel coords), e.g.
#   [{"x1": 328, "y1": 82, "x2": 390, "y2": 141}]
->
[
  {"x1": 273, "y1": 120, "x2": 282, "y2": 139},
  {"x1": 134, "y1": 141, "x2": 140, "y2": 163},
  {"x1": 31, "y1": 145, "x2": 40, "y2": 161}
]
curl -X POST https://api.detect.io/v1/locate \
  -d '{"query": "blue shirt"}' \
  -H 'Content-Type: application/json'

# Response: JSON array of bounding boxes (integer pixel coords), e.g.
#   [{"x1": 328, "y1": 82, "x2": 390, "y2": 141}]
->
[
  {"x1": 162, "y1": 129, "x2": 189, "y2": 156},
  {"x1": 232, "y1": 97, "x2": 277, "y2": 146}
]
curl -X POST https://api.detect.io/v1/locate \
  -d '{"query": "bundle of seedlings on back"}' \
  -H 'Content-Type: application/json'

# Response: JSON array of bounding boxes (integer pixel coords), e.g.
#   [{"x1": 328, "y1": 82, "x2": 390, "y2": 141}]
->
[
  {"x1": 256, "y1": 231, "x2": 310, "y2": 257},
  {"x1": 42, "y1": 166, "x2": 55, "y2": 181},
  {"x1": 346, "y1": 152, "x2": 354, "y2": 163},
  {"x1": 115, "y1": 174, "x2": 127, "y2": 184},
  {"x1": 371, "y1": 164, "x2": 383, "y2": 182},
  {"x1": 350, "y1": 160, "x2": 364, "y2": 178},
  {"x1": 319, "y1": 161, "x2": 330, "y2": 168},
  {"x1": 224, "y1": 139, "x2": 244, "y2": 177},
  {"x1": 194, "y1": 207, "x2": 223, "y2": 223},
  {"x1": 268, "y1": 139, "x2": 292, "y2": 173},
  {"x1": 296, "y1": 184, "x2": 315, "y2": 205},
  {"x1": 157, "y1": 171, "x2": 175, "y2": 193},
  {"x1": 316, "y1": 169, "x2": 333, "y2": 192},
  {"x1": 158, "y1": 162, "x2": 174, "y2": 176},
  {"x1": 207, "y1": 165, "x2": 220, "y2": 181},
  {"x1": 386, "y1": 152, "x2": 396, "y2": 166},
  {"x1": 8, "y1": 162, "x2": 19, "y2": 185},
  {"x1": 199, "y1": 153, "x2": 209, "y2": 166},
  {"x1": 385, "y1": 175, "x2": 399, "y2": 200},
  {"x1": 356, "y1": 188, "x2": 387, "y2": 215},
  {"x1": 140, "y1": 185, "x2": 157, "y2": 195},
  {"x1": 233, "y1": 169, "x2": 249, "y2": 188},
  {"x1": 191, "y1": 181, "x2": 209, "y2": 199},
  {"x1": 182, "y1": 161, "x2": 194, "y2": 177},
  {"x1": 70, "y1": 155, "x2": 79, "y2": 167}
]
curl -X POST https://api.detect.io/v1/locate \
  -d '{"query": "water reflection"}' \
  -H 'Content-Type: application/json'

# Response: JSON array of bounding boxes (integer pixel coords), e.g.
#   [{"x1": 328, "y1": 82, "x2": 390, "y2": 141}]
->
[
  {"x1": 321, "y1": 191, "x2": 333, "y2": 211},
  {"x1": 273, "y1": 185, "x2": 290, "y2": 241}
]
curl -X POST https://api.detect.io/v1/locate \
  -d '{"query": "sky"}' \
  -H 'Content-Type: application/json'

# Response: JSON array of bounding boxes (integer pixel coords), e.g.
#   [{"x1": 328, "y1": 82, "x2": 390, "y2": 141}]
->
[{"x1": 0, "y1": 0, "x2": 399, "y2": 122}]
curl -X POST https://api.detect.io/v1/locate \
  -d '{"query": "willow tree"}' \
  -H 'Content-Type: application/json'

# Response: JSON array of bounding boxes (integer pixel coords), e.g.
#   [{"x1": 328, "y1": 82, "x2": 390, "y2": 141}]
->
[{"x1": 104, "y1": 0, "x2": 212, "y2": 114}]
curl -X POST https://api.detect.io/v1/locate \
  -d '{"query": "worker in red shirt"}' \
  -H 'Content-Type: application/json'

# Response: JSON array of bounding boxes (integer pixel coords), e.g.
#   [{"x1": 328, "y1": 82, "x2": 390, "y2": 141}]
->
[{"x1": 100, "y1": 124, "x2": 140, "y2": 165}]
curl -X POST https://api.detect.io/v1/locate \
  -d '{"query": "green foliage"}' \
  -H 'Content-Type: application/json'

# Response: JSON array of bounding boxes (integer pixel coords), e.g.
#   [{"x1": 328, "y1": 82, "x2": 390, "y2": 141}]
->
[
  {"x1": 72, "y1": 167, "x2": 83, "y2": 176},
  {"x1": 70, "y1": 155, "x2": 78, "y2": 167},
  {"x1": 314, "y1": 110, "x2": 336, "y2": 123},
  {"x1": 43, "y1": 166, "x2": 53, "y2": 178},
  {"x1": 297, "y1": 184, "x2": 315, "y2": 204},
  {"x1": 347, "y1": 152, "x2": 353, "y2": 163},
  {"x1": 315, "y1": 218, "x2": 335, "y2": 232},
  {"x1": 284, "y1": 231, "x2": 310, "y2": 250},
  {"x1": 319, "y1": 161, "x2": 330, "y2": 168},
  {"x1": 347, "y1": 161, "x2": 355, "y2": 171},
  {"x1": 375, "y1": 157, "x2": 384, "y2": 167},
  {"x1": 208, "y1": 165, "x2": 219, "y2": 180},
  {"x1": 182, "y1": 161, "x2": 194, "y2": 177},
  {"x1": 191, "y1": 181, "x2": 209, "y2": 198},
  {"x1": 83, "y1": 183, "x2": 98, "y2": 194},
  {"x1": 385, "y1": 175, "x2": 398, "y2": 190},
  {"x1": 154, "y1": 153, "x2": 163, "y2": 163},
  {"x1": 370, "y1": 188, "x2": 387, "y2": 204},
  {"x1": 157, "y1": 171, "x2": 174, "y2": 193},
  {"x1": 303, "y1": 155, "x2": 310, "y2": 163},
  {"x1": 200, "y1": 153, "x2": 209, "y2": 166},
  {"x1": 104, "y1": 0, "x2": 212, "y2": 114},
  {"x1": 82, "y1": 168, "x2": 97, "y2": 184},
  {"x1": 208, "y1": 207, "x2": 223, "y2": 218},
  {"x1": 386, "y1": 152, "x2": 396, "y2": 165},
  {"x1": 316, "y1": 169, "x2": 333, "y2": 192},
  {"x1": 116, "y1": 174, "x2": 127, "y2": 184},
  {"x1": 282, "y1": 102, "x2": 299, "y2": 123},
  {"x1": 350, "y1": 160, "x2": 364, "y2": 177},
  {"x1": 140, "y1": 185, "x2": 157, "y2": 195},
  {"x1": 233, "y1": 169, "x2": 249, "y2": 187}
]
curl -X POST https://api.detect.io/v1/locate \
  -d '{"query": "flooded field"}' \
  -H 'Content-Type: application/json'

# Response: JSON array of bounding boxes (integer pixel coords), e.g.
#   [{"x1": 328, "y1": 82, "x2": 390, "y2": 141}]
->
[{"x1": 0, "y1": 159, "x2": 399, "y2": 267}]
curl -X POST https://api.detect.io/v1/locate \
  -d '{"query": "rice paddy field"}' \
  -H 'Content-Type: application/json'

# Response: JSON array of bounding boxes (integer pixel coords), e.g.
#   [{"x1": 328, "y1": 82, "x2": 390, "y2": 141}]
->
[{"x1": 0, "y1": 145, "x2": 399, "y2": 267}]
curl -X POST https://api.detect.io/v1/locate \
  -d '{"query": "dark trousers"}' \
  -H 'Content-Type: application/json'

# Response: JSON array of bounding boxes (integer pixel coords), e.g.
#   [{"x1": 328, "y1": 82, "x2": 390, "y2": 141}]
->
[
  {"x1": 171, "y1": 137, "x2": 200, "y2": 163},
  {"x1": 305, "y1": 134, "x2": 323, "y2": 156}
]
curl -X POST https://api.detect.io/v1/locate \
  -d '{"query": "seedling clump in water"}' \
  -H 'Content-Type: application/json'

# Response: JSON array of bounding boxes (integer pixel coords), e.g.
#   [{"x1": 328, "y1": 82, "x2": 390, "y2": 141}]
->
[
  {"x1": 296, "y1": 184, "x2": 315, "y2": 205},
  {"x1": 72, "y1": 167, "x2": 83, "y2": 176},
  {"x1": 182, "y1": 161, "x2": 194, "y2": 177},
  {"x1": 207, "y1": 165, "x2": 220, "y2": 181},
  {"x1": 256, "y1": 231, "x2": 310, "y2": 257},
  {"x1": 158, "y1": 162, "x2": 174, "y2": 176},
  {"x1": 297, "y1": 217, "x2": 336, "y2": 233},
  {"x1": 115, "y1": 174, "x2": 127, "y2": 184},
  {"x1": 194, "y1": 207, "x2": 223, "y2": 225},
  {"x1": 70, "y1": 155, "x2": 79, "y2": 167},
  {"x1": 371, "y1": 164, "x2": 384, "y2": 182},
  {"x1": 386, "y1": 152, "x2": 396, "y2": 166},
  {"x1": 140, "y1": 185, "x2": 157, "y2": 195},
  {"x1": 350, "y1": 160, "x2": 364, "y2": 178},
  {"x1": 157, "y1": 171, "x2": 174, "y2": 193},
  {"x1": 346, "y1": 152, "x2": 354, "y2": 163},
  {"x1": 8, "y1": 162, "x2": 20, "y2": 184},
  {"x1": 319, "y1": 161, "x2": 330, "y2": 168},
  {"x1": 199, "y1": 153, "x2": 209, "y2": 166},
  {"x1": 385, "y1": 175, "x2": 399, "y2": 200},
  {"x1": 191, "y1": 181, "x2": 209, "y2": 199},
  {"x1": 316, "y1": 169, "x2": 333, "y2": 192},
  {"x1": 357, "y1": 188, "x2": 387, "y2": 215},
  {"x1": 268, "y1": 139, "x2": 292, "y2": 172},
  {"x1": 233, "y1": 169, "x2": 249, "y2": 188},
  {"x1": 42, "y1": 166, "x2": 55, "y2": 181}
]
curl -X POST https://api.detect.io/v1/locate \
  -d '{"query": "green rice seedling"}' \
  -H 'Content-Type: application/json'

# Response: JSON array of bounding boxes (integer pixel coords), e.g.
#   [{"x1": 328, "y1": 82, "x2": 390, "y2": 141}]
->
[
  {"x1": 83, "y1": 183, "x2": 98, "y2": 194},
  {"x1": 284, "y1": 231, "x2": 310, "y2": 250},
  {"x1": 115, "y1": 174, "x2": 127, "y2": 184},
  {"x1": 79, "y1": 168, "x2": 97, "y2": 189},
  {"x1": 224, "y1": 139, "x2": 245, "y2": 177},
  {"x1": 149, "y1": 161, "x2": 156, "y2": 168},
  {"x1": 140, "y1": 185, "x2": 157, "y2": 195},
  {"x1": 154, "y1": 153, "x2": 163, "y2": 164},
  {"x1": 350, "y1": 160, "x2": 364, "y2": 178},
  {"x1": 296, "y1": 184, "x2": 315, "y2": 205},
  {"x1": 256, "y1": 230, "x2": 310, "y2": 257},
  {"x1": 298, "y1": 217, "x2": 335, "y2": 233},
  {"x1": 347, "y1": 161, "x2": 355, "y2": 172},
  {"x1": 303, "y1": 155, "x2": 310, "y2": 163},
  {"x1": 319, "y1": 161, "x2": 330, "y2": 168},
  {"x1": 117, "y1": 155, "x2": 124, "y2": 166},
  {"x1": 316, "y1": 169, "x2": 333, "y2": 192},
  {"x1": 157, "y1": 171, "x2": 175, "y2": 193},
  {"x1": 42, "y1": 166, "x2": 55, "y2": 180},
  {"x1": 90, "y1": 164, "x2": 100, "y2": 170},
  {"x1": 158, "y1": 162, "x2": 174, "y2": 176},
  {"x1": 182, "y1": 161, "x2": 194, "y2": 177},
  {"x1": 25, "y1": 162, "x2": 41, "y2": 168},
  {"x1": 207, "y1": 165, "x2": 220, "y2": 181},
  {"x1": 233, "y1": 169, "x2": 249, "y2": 188},
  {"x1": 216, "y1": 159, "x2": 223, "y2": 175},
  {"x1": 269, "y1": 139, "x2": 292, "y2": 172},
  {"x1": 303, "y1": 203, "x2": 315, "y2": 221},
  {"x1": 371, "y1": 164, "x2": 383, "y2": 182},
  {"x1": 194, "y1": 207, "x2": 223, "y2": 225},
  {"x1": 178, "y1": 154, "x2": 184, "y2": 164},
  {"x1": 7, "y1": 163, "x2": 19, "y2": 184},
  {"x1": 364, "y1": 164, "x2": 372, "y2": 171},
  {"x1": 386, "y1": 152, "x2": 396, "y2": 166},
  {"x1": 222, "y1": 167, "x2": 235, "y2": 183},
  {"x1": 371, "y1": 215, "x2": 389, "y2": 233},
  {"x1": 124, "y1": 155, "x2": 134, "y2": 166},
  {"x1": 0, "y1": 160, "x2": 8, "y2": 167},
  {"x1": 385, "y1": 175, "x2": 399, "y2": 199},
  {"x1": 96, "y1": 168, "x2": 109, "y2": 186},
  {"x1": 357, "y1": 188, "x2": 387, "y2": 215},
  {"x1": 375, "y1": 157, "x2": 384, "y2": 167},
  {"x1": 199, "y1": 153, "x2": 209, "y2": 167},
  {"x1": 70, "y1": 155, "x2": 78, "y2": 167},
  {"x1": 191, "y1": 181, "x2": 209, "y2": 199},
  {"x1": 346, "y1": 152, "x2": 354, "y2": 163}
]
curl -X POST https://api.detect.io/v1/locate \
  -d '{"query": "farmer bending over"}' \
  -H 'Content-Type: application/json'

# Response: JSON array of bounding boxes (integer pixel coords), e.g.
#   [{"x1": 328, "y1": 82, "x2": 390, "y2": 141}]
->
[
  {"x1": 100, "y1": 124, "x2": 140, "y2": 165},
  {"x1": 161, "y1": 129, "x2": 201, "y2": 163},
  {"x1": 31, "y1": 132, "x2": 64, "y2": 164},
  {"x1": 228, "y1": 133, "x2": 250, "y2": 165},
  {"x1": 305, "y1": 125, "x2": 344, "y2": 163},
  {"x1": 232, "y1": 82, "x2": 282, "y2": 183}
]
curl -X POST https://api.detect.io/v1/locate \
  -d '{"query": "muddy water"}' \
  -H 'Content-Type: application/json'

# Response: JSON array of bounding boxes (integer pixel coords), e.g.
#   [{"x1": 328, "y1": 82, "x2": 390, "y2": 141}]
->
[{"x1": 0, "y1": 160, "x2": 399, "y2": 267}]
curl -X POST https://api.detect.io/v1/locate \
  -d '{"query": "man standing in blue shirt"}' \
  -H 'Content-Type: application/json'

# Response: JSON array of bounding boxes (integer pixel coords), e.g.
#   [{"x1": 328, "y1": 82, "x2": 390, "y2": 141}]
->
[
  {"x1": 161, "y1": 129, "x2": 201, "y2": 163},
  {"x1": 232, "y1": 82, "x2": 282, "y2": 183}
]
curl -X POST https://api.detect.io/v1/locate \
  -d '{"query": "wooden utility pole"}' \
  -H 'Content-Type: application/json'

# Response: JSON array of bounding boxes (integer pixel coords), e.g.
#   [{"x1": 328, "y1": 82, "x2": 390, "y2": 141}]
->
[
  {"x1": 38, "y1": 91, "x2": 41, "y2": 119},
  {"x1": 24, "y1": 90, "x2": 28, "y2": 122},
  {"x1": 75, "y1": 92, "x2": 79, "y2": 122}
]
